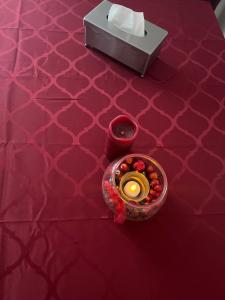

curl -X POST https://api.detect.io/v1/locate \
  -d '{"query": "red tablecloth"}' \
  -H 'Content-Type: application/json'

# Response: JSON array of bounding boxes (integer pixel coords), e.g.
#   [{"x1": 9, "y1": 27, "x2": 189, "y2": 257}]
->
[{"x1": 1, "y1": 0, "x2": 225, "y2": 299}]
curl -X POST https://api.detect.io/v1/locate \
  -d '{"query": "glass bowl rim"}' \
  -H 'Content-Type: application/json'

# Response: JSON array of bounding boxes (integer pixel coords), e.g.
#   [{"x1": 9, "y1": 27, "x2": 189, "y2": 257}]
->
[{"x1": 110, "y1": 153, "x2": 168, "y2": 208}]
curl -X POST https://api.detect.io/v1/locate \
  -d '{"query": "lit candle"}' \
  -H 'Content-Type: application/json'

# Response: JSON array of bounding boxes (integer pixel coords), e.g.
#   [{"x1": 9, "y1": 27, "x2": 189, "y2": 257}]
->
[
  {"x1": 119, "y1": 171, "x2": 149, "y2": 203},
  {"x1": 123, "y1": 180, "x2": 141, "y2": 198}
]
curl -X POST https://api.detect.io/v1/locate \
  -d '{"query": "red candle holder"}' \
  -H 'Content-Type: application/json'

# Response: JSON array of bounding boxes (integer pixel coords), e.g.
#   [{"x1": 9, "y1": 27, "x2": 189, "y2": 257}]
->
[{"x1": 106, "y1": 115, "x2": 138, "y2": 160}]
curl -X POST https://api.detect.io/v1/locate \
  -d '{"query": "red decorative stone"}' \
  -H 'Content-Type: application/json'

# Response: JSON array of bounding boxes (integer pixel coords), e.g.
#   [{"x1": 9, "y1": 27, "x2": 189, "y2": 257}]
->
[
  {"x1": 154, "y1": 185, "x2": 163, "y2": 192},
  {"x1": 149, "y1": 189, "x2": 157, "y2": 198},
  {"x1": 150, "y1": 179, "x2": 160, "y2": 187},
  {"x1": 125, "y1": 157, "x2": 133, "y2": 164},
  {"x1": 133, "y1": 160, "x2": 145, "y2": 171},
  {"x1": 146, "y1": 165, "x2": 154, "y2": 173},
  {"x1": 146, "y1": 195, "x2": 153, "y2": 203},
  {"x1": 120, "y1": 163, "x2": 129, "y2": 172},
  {"x1": 149, "y1": 172, "x2": 158, "y2": 179}
]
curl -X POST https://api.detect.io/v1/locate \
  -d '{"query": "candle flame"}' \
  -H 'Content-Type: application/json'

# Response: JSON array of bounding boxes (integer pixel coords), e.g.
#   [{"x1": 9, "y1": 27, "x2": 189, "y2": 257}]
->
[{"x1": 130, "y1": 184, "x2": 137, "y2": 191}]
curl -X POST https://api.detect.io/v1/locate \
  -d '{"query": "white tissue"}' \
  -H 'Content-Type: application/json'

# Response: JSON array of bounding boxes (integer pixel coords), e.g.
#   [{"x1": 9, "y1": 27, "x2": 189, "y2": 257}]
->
[{"x1": 108, "y1": 4, "x2": 145, "y2": 37}]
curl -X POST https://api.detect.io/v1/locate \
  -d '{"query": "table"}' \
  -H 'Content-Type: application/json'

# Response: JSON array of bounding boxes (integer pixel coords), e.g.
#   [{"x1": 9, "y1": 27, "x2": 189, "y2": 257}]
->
[{"x1": 0, "y1": 0, "x2": 225, "y2": 299}]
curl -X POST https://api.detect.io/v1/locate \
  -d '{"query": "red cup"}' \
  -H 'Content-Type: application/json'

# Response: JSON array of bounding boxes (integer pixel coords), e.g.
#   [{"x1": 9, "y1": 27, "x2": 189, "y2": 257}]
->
[{"x1": 106, "y1": 115, "x2": 139, "y2": 160}]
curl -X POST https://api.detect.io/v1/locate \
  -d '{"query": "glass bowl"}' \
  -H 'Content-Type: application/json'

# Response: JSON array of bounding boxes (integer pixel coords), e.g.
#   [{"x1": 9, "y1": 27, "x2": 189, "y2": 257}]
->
[{"x1": 102, "y1": 153, "x2": 168, "y2": 222}]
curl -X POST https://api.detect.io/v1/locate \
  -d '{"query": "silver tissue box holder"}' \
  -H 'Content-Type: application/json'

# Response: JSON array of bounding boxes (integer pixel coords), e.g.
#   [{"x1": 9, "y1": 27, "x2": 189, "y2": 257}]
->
[{"x1": 83, "y1": 0, "x2": 168, "y2": 77}]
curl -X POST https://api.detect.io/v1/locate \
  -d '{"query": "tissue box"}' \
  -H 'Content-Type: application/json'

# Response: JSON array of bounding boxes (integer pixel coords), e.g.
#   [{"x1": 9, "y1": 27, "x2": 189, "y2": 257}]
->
[{"x1": 83, "y1": 0, "x2": 168, "y2": 76}]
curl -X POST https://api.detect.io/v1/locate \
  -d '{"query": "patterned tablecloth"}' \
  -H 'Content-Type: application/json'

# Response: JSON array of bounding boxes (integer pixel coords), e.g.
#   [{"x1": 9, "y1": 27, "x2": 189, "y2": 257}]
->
[{"x1": 0, "y1": 0, "x2": 225, "y2": 299}]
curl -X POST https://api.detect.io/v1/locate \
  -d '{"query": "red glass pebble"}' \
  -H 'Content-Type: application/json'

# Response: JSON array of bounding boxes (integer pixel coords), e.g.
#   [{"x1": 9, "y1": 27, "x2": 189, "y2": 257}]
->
[
  {"x1": 146, "y1": 165, "x2": 154, "y2": 173},
  {"x1": 149, "y1": 189, "x2": 157, "y2": 198},
  {"x1": 120, "y1": 163, "x2": 129, "y2": 172},
  {"x1": 149, "y1": 172, "x2": 158, "y2": 179},
  {"x1": 154, "y1": 185, "x2": 163, "y2": 192},
  {"x1": 133, "y1": 160, "x2": 145, "y2": 171},
  {"x1": 150, "y1": 179, "x2": 160, "y2": 187},
  {"x1": 145, "y1": 195, "x2": 153, "y2": 203},
  {"x1": 125, "y1": 157, "x2": 133, "y2": 164}
]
